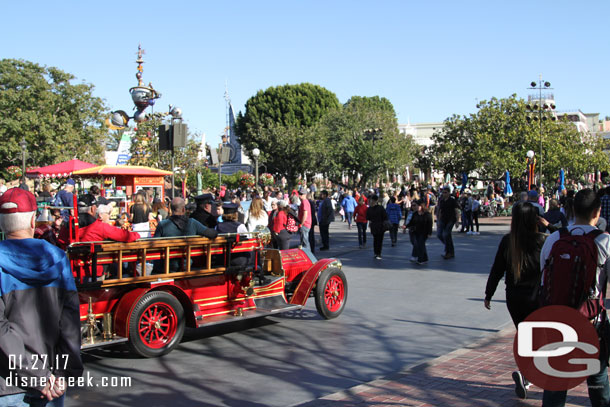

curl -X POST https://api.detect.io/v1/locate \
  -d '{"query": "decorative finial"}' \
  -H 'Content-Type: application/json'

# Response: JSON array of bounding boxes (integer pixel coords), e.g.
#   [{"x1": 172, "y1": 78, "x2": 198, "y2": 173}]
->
[{"x1": 135, "y1": 44, "x2": 146, "y2": 86}]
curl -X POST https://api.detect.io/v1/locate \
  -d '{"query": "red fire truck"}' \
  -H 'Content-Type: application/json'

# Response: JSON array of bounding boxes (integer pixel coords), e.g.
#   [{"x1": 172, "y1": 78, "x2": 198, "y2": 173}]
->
[{"x1": 67, "y1": 228, "x2": 347, "y2": 357}]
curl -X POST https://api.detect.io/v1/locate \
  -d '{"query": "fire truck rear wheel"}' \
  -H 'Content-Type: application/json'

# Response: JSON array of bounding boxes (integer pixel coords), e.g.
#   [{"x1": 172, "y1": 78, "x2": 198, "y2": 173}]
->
[
  {"x1": 314, "y1": 267, "x2": 348, "y2": 319},
  {"x1": 129, "y1": 291, "x2": 185, "y2": 358}
]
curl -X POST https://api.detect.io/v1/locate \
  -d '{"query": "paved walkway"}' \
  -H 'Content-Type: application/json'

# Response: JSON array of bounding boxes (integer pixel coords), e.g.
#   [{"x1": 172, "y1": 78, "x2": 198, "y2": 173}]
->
[{"x1": 296, "y1": 326, "x2": 590, "y2": 407}]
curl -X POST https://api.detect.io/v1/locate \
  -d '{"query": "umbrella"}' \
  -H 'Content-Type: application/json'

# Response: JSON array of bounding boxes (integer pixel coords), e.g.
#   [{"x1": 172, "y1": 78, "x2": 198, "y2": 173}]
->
[
  {"x1": 559, "y1": 169, "x2": 565, "y2": 191},
  {"x1": 26, "y1": 159, "x2": 96, "y2": 178},
  {"x1": 504, "y1": 170, "x2": 513, "y2": 197}
]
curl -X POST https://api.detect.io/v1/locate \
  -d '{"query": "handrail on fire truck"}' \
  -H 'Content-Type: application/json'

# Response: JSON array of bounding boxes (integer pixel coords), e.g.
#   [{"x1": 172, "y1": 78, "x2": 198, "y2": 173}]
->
[{"x1": 67, "y1": 230, "x2": 271, "y2": 288}]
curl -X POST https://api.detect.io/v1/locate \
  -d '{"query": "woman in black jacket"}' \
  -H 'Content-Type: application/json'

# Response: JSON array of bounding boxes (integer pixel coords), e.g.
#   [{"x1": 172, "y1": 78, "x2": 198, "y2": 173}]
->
[
  {"x1": 404, "y1": 199, "x2": 433, "y2": 265},
  {"x1": 484, "y1": 202, "x2": 546, "y2": 399},
  {"x1": 366, "y1": 194, "x2": 388, "y2": 260}
]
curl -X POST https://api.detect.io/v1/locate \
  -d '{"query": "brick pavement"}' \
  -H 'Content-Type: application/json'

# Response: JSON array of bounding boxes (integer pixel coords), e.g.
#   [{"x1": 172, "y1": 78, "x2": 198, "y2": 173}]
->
[{"x1": 296, "y1": 327, "x2": 591, "y2": 407}]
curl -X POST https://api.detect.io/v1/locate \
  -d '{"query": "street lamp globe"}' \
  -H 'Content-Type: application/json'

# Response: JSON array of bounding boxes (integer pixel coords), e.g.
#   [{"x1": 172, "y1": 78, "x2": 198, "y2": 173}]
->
[
  {"x1": 252, "y1": 148, "x2": 260, "y2": 158},
  {"x1": 526, "y1": 150, "x2": 535, "y2": 159}
]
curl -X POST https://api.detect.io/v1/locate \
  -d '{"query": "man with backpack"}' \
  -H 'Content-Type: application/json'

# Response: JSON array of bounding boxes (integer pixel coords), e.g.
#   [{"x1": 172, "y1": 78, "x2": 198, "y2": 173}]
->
[{"x1": 539, "y1": 188, "x2": 610, "y2": 406}]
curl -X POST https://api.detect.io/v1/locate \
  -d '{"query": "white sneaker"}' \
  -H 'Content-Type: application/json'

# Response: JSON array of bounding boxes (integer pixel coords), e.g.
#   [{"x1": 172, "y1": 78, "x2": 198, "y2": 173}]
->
[
  {"x1": 475, "y1": 231, "x2": 480, "y2": 235},
  {"x1": 466, "y1": 231, "x2": 472, "y2": 235},
  {"x1": 410, "y1": 256, "x2": 417, "y2": 262}
]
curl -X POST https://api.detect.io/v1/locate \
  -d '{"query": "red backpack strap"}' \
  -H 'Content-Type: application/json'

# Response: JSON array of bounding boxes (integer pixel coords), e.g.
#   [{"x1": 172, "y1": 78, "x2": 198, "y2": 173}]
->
[{"x1": 586, "y1": 229, "x2": 604, "y2": 240}]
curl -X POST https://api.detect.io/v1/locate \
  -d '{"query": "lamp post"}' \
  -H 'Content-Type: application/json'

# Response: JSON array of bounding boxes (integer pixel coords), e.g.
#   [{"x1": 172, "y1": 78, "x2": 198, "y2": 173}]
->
[
  {"x1": 252, "y1": 147, "x2": 260, "y2": 189},
  {"x1": 20, "y1": 137, "x2": 27, "y2": 179},
  {"x1": 526, "y1": 77, "x2": 556, "y2": 186},
  {"x1": 526, "y1": 150, "x2": 536, "y2": 191}
]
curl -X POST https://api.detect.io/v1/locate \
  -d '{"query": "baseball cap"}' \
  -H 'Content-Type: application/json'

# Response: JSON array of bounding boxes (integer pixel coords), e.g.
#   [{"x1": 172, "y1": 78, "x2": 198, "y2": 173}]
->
[
  {"x1": 78, "y1": 194, "x2": 98, "y2": 207},
  {"x1": 527, "y1": 190, "x2": 538, "y2": 198},
  {"x1": 298, "y1": 187, "x2": 308, "y2": 195},
  {"x1": 66, "y1": 178, "x2": 76, "y2": 186},
  {"x1": 0, "y1": 188, "x2": 37, "y2": 214}
]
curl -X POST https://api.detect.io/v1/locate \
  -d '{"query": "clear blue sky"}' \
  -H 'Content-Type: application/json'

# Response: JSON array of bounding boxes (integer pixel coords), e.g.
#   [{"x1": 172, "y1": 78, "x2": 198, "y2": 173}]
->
[{"x1": 3, "y1": 1, "x2": 608, "y2": 148}]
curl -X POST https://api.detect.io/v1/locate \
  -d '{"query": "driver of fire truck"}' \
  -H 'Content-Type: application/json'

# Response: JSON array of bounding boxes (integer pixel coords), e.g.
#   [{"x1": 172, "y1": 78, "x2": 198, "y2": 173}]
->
[
  {"x1": 191, "y1": 193, "x2": 218, "y2": 229},
  {"x1": 152, "y1": 197, "x2": 219, "y2": 273}
]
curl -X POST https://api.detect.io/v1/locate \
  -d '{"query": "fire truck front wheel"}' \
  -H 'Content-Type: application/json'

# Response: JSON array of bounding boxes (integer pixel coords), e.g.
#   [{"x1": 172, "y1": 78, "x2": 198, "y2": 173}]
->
[
  {"x1": 314, "y1": 267, "x2": 348, "y2": 319},
  {"x1": 129, "y1": 291, "x2": 185, "y2": 358}
]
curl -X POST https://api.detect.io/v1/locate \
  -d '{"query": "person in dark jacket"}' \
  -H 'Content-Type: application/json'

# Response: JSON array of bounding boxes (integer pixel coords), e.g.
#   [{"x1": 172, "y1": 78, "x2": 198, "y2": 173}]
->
[
  {"x1": 366, "y1": 194, "x2": 388, "y2": 260},
  {"x1": 216, "y1": 203, "x2": 250, "y2": 269},
  {"x1": 0, "y1": 188, "x2": 83, "y2": 405},
  {"x1": 484, "y1": 202, "x2": 546, "y2": 400},
  {"x1": 436, "y1": 186, "x2": 460, "y2": 259},
  {"x1": 191, "y1": 193, "x2": 219, "y2": 229},
  {"x1": 542, "y1": 198, "x2": 568, "y2": 232},
  {"x1": 404, "y1": 199, "x2": 433, "y2": 264},
  {"x1": 154, "y1": 198, "x2": 218, "y2": 272},
  {"x1": 216, "y1": 203, "x2": 248, "y2": 234},
  {"x1": 317, "y1": 190, "x2": 334, "y2": 251},
  {"x1": 404, "y1": 200, "x2": 419, "y2": 261}
]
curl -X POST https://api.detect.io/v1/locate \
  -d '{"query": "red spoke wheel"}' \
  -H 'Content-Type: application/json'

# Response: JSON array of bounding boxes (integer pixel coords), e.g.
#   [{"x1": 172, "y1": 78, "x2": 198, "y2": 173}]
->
[
  {"x1": 129, "y1": 291, "x2": 185, "y2": 358},
  {"x1": 315, "y1": 267, "x2": 348, "y2": 319}
]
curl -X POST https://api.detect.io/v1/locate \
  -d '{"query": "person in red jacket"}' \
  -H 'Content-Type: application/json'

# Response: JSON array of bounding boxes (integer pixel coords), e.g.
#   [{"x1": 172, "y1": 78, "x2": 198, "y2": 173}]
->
[
  {"x1": 272, "y1": 200, "x2": 291, "y2": 250},
  {"x1": 354, "y1": 197, "x2": 368, "y2": 248},
  {"x1": 62, "y1": 194, "x2": 140, "y2": 281}
]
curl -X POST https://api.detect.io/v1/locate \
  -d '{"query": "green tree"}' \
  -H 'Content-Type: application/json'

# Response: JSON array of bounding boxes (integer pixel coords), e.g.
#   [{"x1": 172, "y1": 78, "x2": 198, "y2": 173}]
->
[
  {"x1": 235, "y1": 83, "x2": 340, "y2": 185},
  {"x1": 0, "y1": 59, "x2": 109, "y2": 179},
  {"x1": 427, "y1": 94, "x2": 607, "y2": 184},
  {"x1": 315, "y1": 96, "x2": 418, "y2": 188},
  {"x1": 130, "y1": 118, "x2": 160, "y2": 168}
]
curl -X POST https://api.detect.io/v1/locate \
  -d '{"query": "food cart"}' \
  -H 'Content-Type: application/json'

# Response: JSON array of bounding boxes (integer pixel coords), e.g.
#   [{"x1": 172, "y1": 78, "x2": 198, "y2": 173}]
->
[{"x1": 72, "y1": 165, "x2": 172, "y2": 214}]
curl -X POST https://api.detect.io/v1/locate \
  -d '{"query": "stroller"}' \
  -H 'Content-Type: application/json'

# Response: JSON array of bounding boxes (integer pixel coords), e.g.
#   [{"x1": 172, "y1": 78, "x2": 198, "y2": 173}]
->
[{"x1": 480, "y1": 201, "x2": 498, "y2": 218}]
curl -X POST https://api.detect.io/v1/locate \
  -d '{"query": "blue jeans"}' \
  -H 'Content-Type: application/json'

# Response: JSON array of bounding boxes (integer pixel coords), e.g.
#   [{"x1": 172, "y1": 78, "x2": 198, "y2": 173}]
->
[
  {"x1": 0, "y1": 392, "x2": 64, "y2": 407},
  {"x1": 345, "y1": 211, "x2": 353, "y2": 227},
  {"x1": 437, "y1": 220, "x2": 455, "y2": 255},
  {"x1": 300, "y1": 226, "x2": 310, "y2": 250},
  {"x1": 389, "y1": 224, "x2": 399, "y2": 244},
  {"x1": 542, "y1": 363, "x2": 610, "y2": 406},
  {"x1": 356, "y1": 222, "x2": 367, "y2": 246}
]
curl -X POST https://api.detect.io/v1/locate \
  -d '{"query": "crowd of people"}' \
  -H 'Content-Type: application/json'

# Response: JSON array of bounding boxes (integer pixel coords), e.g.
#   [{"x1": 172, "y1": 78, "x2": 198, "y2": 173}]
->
[
  {"x1": 3, "y1": 172, "x2": 610, "y2": 405},
  {"x1": 3, "y1": 175, "x2": 591, "y2": 267}
]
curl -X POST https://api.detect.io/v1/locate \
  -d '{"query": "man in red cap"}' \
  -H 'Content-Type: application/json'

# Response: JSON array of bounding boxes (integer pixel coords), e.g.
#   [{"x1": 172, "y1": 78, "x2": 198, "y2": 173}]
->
[{"x1": 0, "y1": 188, "x2": 82, "y2": 405}]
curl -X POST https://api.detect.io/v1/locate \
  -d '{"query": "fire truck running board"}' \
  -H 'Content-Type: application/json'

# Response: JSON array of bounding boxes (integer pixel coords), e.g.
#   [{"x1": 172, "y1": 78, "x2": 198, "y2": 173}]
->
[
  {"x1": 81, "y1": 336, "x2": 129, "y2": 350},
  {"x1": 196, "y1": 298, "x2": 303, "y2": 328}
]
